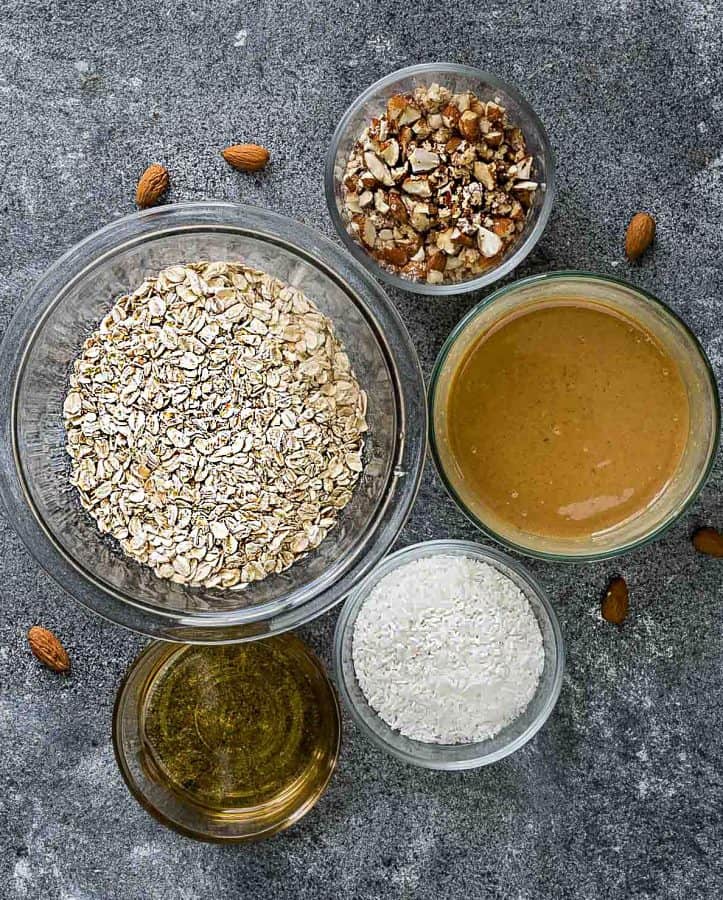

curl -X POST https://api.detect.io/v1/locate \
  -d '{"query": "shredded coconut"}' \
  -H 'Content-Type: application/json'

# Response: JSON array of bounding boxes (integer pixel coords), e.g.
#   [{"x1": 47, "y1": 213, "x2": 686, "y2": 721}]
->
[{"x1": 352, "y1": 554, "x2": 544, "y2": 744}]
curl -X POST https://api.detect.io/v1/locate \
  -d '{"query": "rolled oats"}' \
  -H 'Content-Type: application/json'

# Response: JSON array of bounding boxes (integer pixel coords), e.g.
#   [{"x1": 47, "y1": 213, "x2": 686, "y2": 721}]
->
[
  {"x1": 63, "y1": 262, "x2": 367, "y2": 590},
  {"x1": 341, "y1": 83, "x2": 539, "y2": 285}
]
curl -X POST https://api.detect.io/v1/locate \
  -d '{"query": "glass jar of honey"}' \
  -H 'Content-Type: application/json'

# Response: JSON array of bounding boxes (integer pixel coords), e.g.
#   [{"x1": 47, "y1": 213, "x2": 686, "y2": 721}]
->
[{"x1": 113, "y1": 634, "x2": 340, "y2": 842}]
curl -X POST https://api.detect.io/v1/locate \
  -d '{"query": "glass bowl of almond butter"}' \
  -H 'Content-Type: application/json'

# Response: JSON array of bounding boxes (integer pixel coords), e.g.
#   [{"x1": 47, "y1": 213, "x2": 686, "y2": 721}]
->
[{"x1": 325, "y1": 63, "x2": 555, "y2": 295}]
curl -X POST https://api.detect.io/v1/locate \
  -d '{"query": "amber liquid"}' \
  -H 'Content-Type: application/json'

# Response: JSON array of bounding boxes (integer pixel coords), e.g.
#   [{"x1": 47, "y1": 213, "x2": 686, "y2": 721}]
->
[
  {"x1": 140, "y1": 638, "x2": 339, "y2": 813},
  {"x1": 446, "y1": 301, "x2": 689, "y2": 539}
]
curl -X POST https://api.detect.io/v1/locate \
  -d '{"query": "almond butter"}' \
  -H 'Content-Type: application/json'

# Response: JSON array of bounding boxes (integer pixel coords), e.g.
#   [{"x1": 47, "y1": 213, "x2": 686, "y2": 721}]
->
[
  {"x1": 221, "y1": 143, "x2": 270, "y2": 172},
  {"x1": 692, "y1": 526, "x2": 723, "y2": 558},
  {"x1": 625, "y1": 212, "x2": 656, "y2": 260},
  {"x1": 135, "y1": 164, "x2": 169, "y2": 209},
  {"x1": 601, "y1": 576, "x2": 629, "y2": 625},
  {"x1": 28, "y1": 626, "x2": 70, "y2": 674}
]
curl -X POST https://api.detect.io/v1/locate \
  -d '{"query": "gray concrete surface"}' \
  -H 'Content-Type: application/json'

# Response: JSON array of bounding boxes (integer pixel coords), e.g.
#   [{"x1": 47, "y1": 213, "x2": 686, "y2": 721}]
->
[{"x1": 1, "y1": 1, "x2": 722, "y2": 898}]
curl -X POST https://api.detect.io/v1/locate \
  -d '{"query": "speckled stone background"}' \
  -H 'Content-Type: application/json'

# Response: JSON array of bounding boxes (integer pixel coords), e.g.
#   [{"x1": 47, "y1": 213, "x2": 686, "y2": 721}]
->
[{"x1": 1, "y1": 1, "x2": 722, "y2": 898}]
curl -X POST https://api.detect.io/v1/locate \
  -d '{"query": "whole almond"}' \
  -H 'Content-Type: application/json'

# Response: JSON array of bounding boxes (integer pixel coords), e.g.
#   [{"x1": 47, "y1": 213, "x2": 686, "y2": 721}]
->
[
  {"x1": 625, "y1": 212, "x2": 656, "y2": 260},
  {"x1": 28, "y1": 626, "x2": 70, "y2": 673},
  {"x1": 135, "y1": 164, "x2": 169, "y2": 209},
  {"x1": 601, "y1": 576, "x2": 629, "y2": 625},
  {"x1": 692, "y1": 526, "x2": 723, "y2": 558},
  {"x1": 221, "y1": 143, "x2": 270, "y2": 172}
]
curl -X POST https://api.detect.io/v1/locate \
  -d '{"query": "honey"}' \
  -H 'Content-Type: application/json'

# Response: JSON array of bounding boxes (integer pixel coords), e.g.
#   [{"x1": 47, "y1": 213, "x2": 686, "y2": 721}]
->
[{"x1": 114, "y1": 635, "x2": 340, "y2": 841}]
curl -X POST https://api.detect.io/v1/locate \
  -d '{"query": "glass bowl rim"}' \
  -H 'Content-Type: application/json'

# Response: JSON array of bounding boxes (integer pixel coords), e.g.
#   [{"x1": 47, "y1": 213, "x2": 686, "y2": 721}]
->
[
  {"x1": 324, "y1": 61, "x2": 557, "y2": 296},
  {"x1": 427, "y1": 270, "x2": 722, "y2": 563},
  {"x1": 112, "y1": 633, "x2": 342, "y2": 843},
  {"x1": 0, "y1": 201, "x2": 427, "y2": 641},
  {"x1": 333, "y1": 538, "x2": 565, "y2": 770}
]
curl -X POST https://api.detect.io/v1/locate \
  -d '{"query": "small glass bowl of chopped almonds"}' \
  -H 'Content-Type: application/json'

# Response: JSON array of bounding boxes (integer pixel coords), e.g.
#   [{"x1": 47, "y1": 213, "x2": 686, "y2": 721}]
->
[{"x1": 325, "y1": 63, "x2": 555, "y2": 295}]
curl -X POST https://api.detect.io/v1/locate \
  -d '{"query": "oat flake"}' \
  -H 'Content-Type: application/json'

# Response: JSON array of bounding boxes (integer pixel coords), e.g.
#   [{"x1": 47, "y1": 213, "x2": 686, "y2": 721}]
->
[{"x1": 63, "y1": 261, "x2": 367, "y2": 590}]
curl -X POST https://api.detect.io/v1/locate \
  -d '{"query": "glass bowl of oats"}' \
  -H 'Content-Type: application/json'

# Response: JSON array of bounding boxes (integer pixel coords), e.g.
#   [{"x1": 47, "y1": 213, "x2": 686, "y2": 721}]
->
[
  {"x1": 0, "y1": 202, "x2": 426, "y2": 642},
  {"x1": 325, "y1": 63, "x2": 555, "y2": 295}
]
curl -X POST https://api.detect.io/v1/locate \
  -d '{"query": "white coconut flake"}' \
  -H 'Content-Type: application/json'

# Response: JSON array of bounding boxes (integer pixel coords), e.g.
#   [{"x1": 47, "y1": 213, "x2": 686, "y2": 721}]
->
[{"x1": 352, "y1": 554, "x2": 545, "y2": 744}]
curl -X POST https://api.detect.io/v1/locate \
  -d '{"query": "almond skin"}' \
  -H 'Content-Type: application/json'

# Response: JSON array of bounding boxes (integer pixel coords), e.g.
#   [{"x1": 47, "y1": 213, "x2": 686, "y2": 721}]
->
[
  {"x1": 625, "y1": 212, "x2": 656, "y2": 260},
  {"x1": 692, "y1": 526, "x2": 723, "y2": 558},
  {"x1": 135, "y1": 163, "x2": 169, "y2": 209},
  {"x1": 28, "y1": 626, "x2": 70, "y2": 674},
  {"x1": 378, "y1": 246, "x2": 410, "y2": 267},
  {"x1": 601, "y1": 576, "x2": 629, "y2": 625},
  {"x1": 492, "y1": 217, "x2": 516, "y2": 238},
  {"x1": 387, "y1": 191, "x2": 408, "y2": 224},
  {"x1": 445, "y1": 135, "x2": 463, "y2": 154},
  {"x1": 459, "y1": 110, "x2": 480, "y2": 141},
  {"x1": 221, "y1": 143, "x2": 270, "y2": 172}
]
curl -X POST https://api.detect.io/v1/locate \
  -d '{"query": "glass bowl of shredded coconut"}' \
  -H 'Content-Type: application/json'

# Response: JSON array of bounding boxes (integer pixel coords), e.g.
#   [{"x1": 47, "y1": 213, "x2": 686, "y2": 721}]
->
[{"x1": 334, "y1": 540, "x2": 564, "y2": 769}]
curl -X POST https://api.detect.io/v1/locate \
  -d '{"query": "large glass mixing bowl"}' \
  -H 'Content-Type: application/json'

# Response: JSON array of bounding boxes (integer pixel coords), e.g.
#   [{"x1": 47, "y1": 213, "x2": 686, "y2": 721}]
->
[{"x1": 0, "y1": 202, "x2": 426, "y2": 642}]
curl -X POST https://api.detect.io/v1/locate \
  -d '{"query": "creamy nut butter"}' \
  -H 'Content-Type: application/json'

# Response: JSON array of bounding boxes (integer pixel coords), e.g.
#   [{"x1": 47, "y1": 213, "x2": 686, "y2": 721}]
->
[{"x1": 446, "y1": 301, "x2": 689, "y2": 539}]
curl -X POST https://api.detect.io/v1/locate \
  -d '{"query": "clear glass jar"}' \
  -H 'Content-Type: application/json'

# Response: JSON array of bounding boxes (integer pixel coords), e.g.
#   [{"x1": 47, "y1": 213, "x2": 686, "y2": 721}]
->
[{"x1": 429, "y1": 272, "x2": 720, "y2": 561}]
